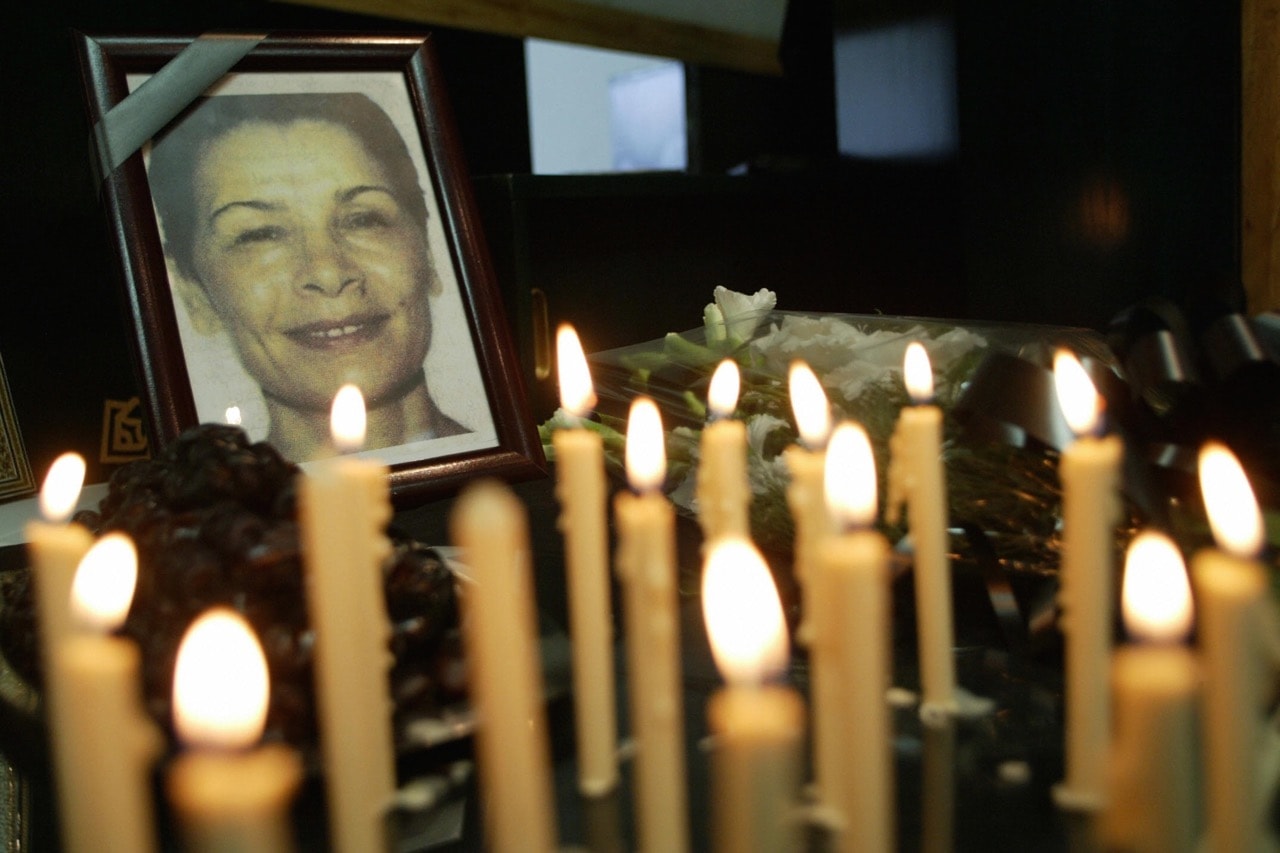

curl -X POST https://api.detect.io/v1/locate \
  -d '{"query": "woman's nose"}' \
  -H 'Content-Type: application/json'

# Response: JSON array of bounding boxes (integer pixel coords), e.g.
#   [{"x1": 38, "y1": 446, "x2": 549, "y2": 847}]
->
[{"x1": 297, "y1": 230, "x2": 363, "y2": 296}]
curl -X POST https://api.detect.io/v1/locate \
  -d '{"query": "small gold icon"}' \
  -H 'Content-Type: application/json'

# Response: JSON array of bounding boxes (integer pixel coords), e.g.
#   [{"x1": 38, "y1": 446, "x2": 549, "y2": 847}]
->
[{"x1": 100, "y1": 398, "x2": 150, "y2": 464}]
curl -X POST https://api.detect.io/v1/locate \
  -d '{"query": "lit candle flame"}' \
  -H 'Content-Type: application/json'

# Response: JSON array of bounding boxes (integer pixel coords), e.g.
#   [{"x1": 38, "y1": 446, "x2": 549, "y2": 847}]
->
[
  {"x1": 1053, "y1": 349, "x2": 1102, "y2": 437},
  {"x1": 224, "y1": 406, "x2": 242, "y2": 426},
  {"x1": 39, "y1": 452, "x2": 86, "y2": 523},
  {"x1": 69, "y1": 532, "x2": 137, "y2": 633},
  {"x1": 625, "y1": 397, "x2": 666, "y2": 493},
  {"x1": 825, "y1": 422, "x2": 877, "y2": 528},
  {"x1": 1121, "y1": 531, "x2": 1193, "y2": 642},
  {"x1": 789, "y1": 361, "x2": 831, "y2": 449},
  {"x1": 556, "y1": 324, "x2": 597, "y2": 418},
  {"x1": 702, "y1": 538, "x2": 788, "y2": 685},
  {"x1": 903, "y1": 342, "x2": 934, "y2": 403},
  {"x1": 708, "y1": 360, "x2": 741, "y2": 419},
  {"x1": 330, "y1": 384, "x2": 367, "y2": 453},
  {"x1": 173, "y1": 608, "x2": 270, "y2": 750},
  {"x1": 1198, "y1": 441, "x2": 1263, "y2": 558}
]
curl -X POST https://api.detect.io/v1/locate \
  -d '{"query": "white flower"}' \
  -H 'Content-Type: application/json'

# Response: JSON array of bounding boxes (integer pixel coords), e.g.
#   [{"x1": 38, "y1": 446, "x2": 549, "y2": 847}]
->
[
  {"x1": 751, "y1": 315, "x2": 906, "y2": 377},
  {"x1": 746, "y1": 412, "x2": 789, "y2": 450},
  {"x1": 706, "y1": 286, "x2": 777, "y2": 342},
  {"x1": 745, "y1": 414, "x2": 791, "y2": 496},
  {"x1": 748, "y1": 316, "x2": 988, "y2": 407}
]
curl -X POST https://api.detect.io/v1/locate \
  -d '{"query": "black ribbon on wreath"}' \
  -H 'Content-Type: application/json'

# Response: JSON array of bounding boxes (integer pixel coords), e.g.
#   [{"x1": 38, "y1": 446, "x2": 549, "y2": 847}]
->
[
  {"x1": 1107, "y1": 298, "x2": 1280, "y2": 513},
  {"x1": 946, "y1": 298, "x2": 1280, "y2": 657}
]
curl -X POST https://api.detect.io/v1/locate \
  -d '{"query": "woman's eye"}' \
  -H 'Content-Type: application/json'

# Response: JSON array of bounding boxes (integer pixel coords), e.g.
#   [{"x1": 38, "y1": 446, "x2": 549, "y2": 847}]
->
[
  {"x1": 340, "y1": 209, "x2": 392, "y2": 230},
  {"x1": 231, "y1": 225, "x2": 286, "y2": 246}
]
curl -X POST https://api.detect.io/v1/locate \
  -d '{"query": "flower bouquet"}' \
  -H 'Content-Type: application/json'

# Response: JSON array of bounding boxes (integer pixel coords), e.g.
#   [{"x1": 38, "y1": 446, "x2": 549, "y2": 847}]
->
[{"x1": 541, "y1": 289, "x2": 1123, "y2": 605}]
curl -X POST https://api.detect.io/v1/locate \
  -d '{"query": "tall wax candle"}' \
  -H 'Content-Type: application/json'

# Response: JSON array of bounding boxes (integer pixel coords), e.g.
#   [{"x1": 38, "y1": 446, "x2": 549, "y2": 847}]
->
[
  {"x1": 784, "y1": 363, "x2": 841, "y2": 815},
  {"x1": 297, "y1": 386, "x2": 397, "y2": 853},
  {"x1": 1193, "y1": 442, "x2": 1271, "y2": 853},
  {"x1": 552, "y1": 324, "x2": 619, "y2": 796},
  {"x1": 26, "y1": 453, "x2": 93, "y2": 668},
  {"x1": 784, "y1": 360, "x2": 834, "y2": 644},
  {"x1": 886, "y1": 342, "x2": 957, "y2": 719},
  {"x1": 451, "y1": 481, "x2": 558, "y2": 853},
  {"x1": 50, "y1": 533, "x2": 161, "y2": 853},
  {"x1": 614, "y1": 397, "x2": 689, "y2": 853},
  {"x1": 1051, "y1": 350, "x2": 1124, "y2": 812},
  {"x1": 703, "y1": 538, "x2": 805, "y2": 853},
  {"x1": 1101, "y1": 532, "x2": 1197, "y2": 853},
  {"x1": 697, "y1": 359, "x2": 750, "y2": 543},
  {"x1": 814, "y1": 422, "x2": 896, "y2": 845},
  {"x1": 168, "y1": 609, "x2": 303, "y2": 853},
  {"x1": 814, "y1": 422, "x2": 894, "y2": 852}
]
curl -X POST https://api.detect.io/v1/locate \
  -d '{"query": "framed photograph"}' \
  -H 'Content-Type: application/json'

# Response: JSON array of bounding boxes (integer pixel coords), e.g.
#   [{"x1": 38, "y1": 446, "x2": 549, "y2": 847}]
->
[{"x1": 75, "y1": 32, "x2": 545, "y2": 504}]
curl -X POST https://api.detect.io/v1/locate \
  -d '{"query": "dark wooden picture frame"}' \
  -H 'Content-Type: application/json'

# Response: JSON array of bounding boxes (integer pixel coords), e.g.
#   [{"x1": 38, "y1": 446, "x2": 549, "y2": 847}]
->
[{"x1": 74, "y1": 32, "x2": 545, "y2": 505}]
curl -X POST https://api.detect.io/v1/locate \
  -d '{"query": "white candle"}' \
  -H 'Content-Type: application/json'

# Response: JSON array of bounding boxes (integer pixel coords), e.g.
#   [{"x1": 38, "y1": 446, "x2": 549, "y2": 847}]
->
[
  {"x1": 49, "y1": 533, "x2": 161, "y2": 853},
  {"x1": 784, "y1": 360, "x2": 834, "y2": 644},
  {"x1": 297, "y1": 385, "x2": 397, "y2": 853},
  {"x1": 1193, "y1": 442, "x2": 1271, "y2": 853},
  {"x1": 783, "y1": 362, "x2": 841, "y2": 817},
  {"x1": 26, "y1": 453, "x2": 94, "y2": 667},
  {"x1": 697, "y1": 359, "x2": 750, "y2": 543},
  {"x1": 614, "y1": 397, "x2": 689, "y2": 853},
  {"x1": 1100, "y1": 532, "x2": 1197, "y2": 853},
  {"x1": 813, "y1": 422, "x2": 894, "y2": 853},
  {"x1": 451, "y1": 481, "x2": 558, "y2": 853},
  {"x1": 168, "y1": 608, "x2": 303, "y2": 853},
  {"x1": 1050, "y1": 350, "x2": 1124, "y2": 812},
  {"x1": 553, "y1": 324, "x2": 619, "y2": 796},
  {"x1": 703, "y1": 538, "x2": 804, "y2": 853},
  {"x1": 887, "y1": 342, "x2": 957, "y2": 719}
]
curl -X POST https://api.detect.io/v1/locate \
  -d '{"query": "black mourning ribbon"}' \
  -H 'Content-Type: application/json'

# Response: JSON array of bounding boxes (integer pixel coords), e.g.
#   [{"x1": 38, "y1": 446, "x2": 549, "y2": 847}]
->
[
  {"x1": 89, "y1": 34, "x2": 264, "y2": 186},
  {"x1": 948, "y1": 300, "x2": 1280, "y2": 655}
]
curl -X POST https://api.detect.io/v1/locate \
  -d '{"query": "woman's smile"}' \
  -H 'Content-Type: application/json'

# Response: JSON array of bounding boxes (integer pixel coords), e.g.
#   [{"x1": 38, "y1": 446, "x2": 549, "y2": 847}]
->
[{"x1": 283, "y1": 311, "x2": 392, "y2": 350}]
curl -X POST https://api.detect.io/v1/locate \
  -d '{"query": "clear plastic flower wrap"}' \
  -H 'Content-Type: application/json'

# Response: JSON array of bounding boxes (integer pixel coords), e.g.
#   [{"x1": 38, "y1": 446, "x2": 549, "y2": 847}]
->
[{"x1": 540, "y1": 288, "x2": 1124, "y2": 586}]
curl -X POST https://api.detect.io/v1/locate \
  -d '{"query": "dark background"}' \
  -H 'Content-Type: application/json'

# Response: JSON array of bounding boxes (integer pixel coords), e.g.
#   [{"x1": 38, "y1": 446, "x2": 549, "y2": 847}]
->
[{"x1": 0, "y1": 0, "x2": 1241, "y2": 490}]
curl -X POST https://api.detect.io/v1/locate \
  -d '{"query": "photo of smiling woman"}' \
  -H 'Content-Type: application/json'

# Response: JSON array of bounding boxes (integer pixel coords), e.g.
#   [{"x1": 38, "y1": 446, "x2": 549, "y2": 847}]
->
[{"x1": 145, "y1": 88, "x2": 498, "y2": 464}]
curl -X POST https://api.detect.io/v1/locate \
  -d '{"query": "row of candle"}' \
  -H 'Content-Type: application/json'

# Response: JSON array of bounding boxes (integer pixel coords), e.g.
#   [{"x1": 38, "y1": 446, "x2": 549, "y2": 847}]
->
[
  {"x1": 27, "y1": 386, "x2": 396, "y2": 853},
  {"x1": 23, "y1": 326, "x2": 1275, "y2": 852}
]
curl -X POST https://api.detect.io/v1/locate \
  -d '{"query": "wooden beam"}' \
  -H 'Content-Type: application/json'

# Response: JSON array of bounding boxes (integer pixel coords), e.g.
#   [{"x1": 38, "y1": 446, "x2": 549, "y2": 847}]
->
[
  {"x1": 1242, "y1": 0, "x2": 1280, "y2": 311},
  {"x1": 276, "y1": 0, "x2": 783, "y2": 75}
]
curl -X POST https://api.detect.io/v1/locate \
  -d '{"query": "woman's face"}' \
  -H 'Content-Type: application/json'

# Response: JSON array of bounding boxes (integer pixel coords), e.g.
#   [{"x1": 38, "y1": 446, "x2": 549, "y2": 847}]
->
[{"x1": 188, "y1": 119, "x2": 434, "y2": 413}]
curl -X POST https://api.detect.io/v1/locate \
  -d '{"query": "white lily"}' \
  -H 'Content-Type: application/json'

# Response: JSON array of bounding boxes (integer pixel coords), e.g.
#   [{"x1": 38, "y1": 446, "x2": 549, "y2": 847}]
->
[{"x1": 705, "y1": 286, "x2": 777, "y2": 343}]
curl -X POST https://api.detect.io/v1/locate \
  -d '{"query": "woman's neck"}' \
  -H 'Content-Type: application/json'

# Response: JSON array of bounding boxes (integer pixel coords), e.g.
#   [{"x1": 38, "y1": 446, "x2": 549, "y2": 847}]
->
[{"x1": 265, "y1": 381, "x2": 438, "y2": 463}]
